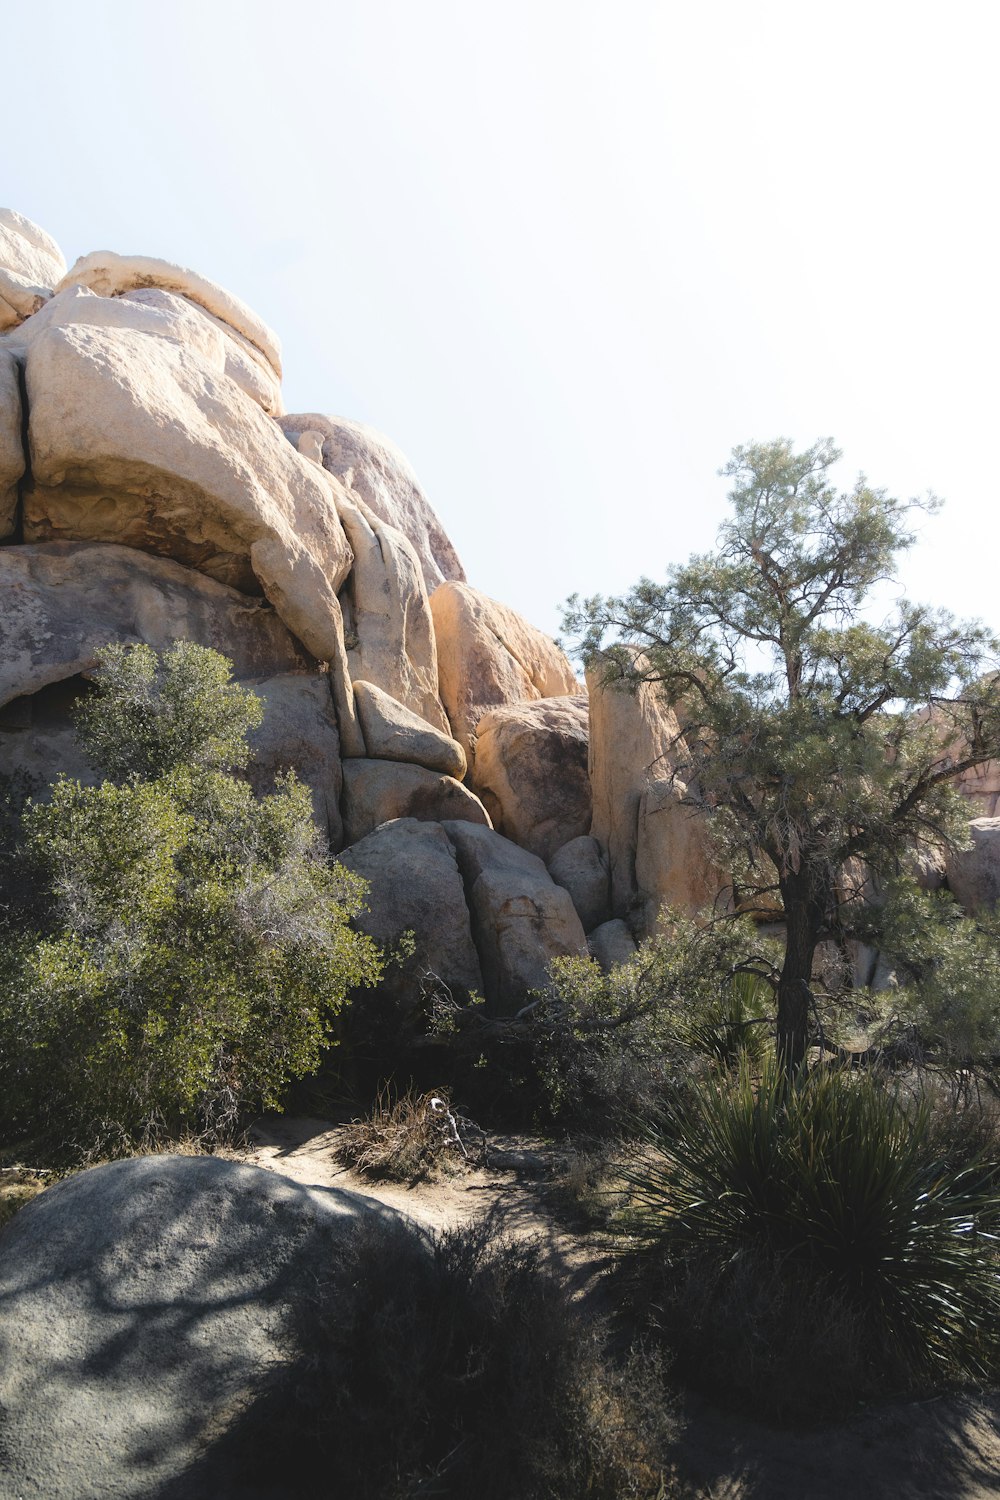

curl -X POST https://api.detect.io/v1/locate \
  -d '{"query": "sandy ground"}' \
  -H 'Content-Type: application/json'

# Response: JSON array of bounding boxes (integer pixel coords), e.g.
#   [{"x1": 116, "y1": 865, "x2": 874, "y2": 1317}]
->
[{"x1": 243, "y1": 1115, "x2": 1000, "y2": 1500}]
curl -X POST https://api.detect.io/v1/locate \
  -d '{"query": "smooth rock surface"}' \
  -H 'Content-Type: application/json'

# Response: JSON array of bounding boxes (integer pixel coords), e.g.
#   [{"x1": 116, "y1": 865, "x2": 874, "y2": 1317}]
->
[
  {"x1": 472, "y1": 696, "x2": 590, "y2": 861},
  {"x1": 946, "y1": 818, "x2": 1000, "y2": 912},
  {"x1": 0, "y1": 208, "x2": 65, "y2": 329},
  {"x1": 441, "y1": 820, "x2": 587, "y2": 1013},
  {"x1": 0, "y1": 1154, "x2": 409, "y2": 1500},
  {"x1": 279, "y1": 413, "x2": 465, "y2": 593},
  {"x1": 354, "y1": 679, "x2": 466, "y2": 777},
  {"x1": 587, "y1": 918, "x2": 638, "y2": 972},
  {"x1": 245, "y1": 673, "x2": 343, "y2": 848},
  {"x1": 0, "y1": 345, "x2": 23, "y2": 535},
  {"x1": 340, "y1": 759, "x2": 491, "y2": 848},
  {"x1": 0, "y1": 541, "x2": 311, "y2": 709},
  {"x1": 634, "y1": 775, "x2": 727, "y2": 927},
  {"x1": 24, "y1": 324, "x2": 354, "y2": 664},
  {"x1": 430, "y1": 582, "x2": 579, "y2": 769},
  {"x1": 547, "y1": 834, "x2": 611, "y2": 933}
]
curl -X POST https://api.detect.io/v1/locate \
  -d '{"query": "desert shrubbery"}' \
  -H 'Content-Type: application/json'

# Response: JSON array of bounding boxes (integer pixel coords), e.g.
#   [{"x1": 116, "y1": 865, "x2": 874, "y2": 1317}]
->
[{"x1": 337, "y1": 1088, "x2": 480, "y2": 1182}]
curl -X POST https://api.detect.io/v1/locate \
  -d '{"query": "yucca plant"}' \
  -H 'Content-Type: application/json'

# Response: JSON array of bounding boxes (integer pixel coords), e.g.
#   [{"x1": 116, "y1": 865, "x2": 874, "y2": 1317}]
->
[{"x1": 620, "y1": 1057, "x2": 1000, "y2": 1400}]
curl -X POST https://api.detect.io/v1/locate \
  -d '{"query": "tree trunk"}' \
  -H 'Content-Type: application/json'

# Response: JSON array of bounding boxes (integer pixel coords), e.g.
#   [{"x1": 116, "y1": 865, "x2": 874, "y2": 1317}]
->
[{"x1": 776, "y1": 873, "x2": 823, "y2": 1069}]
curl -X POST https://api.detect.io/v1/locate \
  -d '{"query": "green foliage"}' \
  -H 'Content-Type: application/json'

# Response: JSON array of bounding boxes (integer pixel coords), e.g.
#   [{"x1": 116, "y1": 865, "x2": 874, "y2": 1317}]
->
[
  {"x1": 619, "y1": 1058, "x2": 1000, "y2": 1411},
  {"x1": 0, "y1": 643, "x2": 380, "y2": 1156}
]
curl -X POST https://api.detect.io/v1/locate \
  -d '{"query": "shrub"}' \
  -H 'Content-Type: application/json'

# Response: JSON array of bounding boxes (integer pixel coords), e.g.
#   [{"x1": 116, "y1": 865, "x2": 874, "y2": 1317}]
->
[
  {"x1": 336, "y1": 1088, "x2": 476, "y2": 1182},
  {"x1": 617, "y1": 1057, "x2": 1000, "y2": 1416}
]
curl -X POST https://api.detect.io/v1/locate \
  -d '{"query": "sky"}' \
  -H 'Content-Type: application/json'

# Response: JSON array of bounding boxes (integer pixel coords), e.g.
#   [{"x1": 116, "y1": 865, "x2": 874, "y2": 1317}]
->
[{"x1": 5, "y1": 0, "x2": 999, "y2": 642}]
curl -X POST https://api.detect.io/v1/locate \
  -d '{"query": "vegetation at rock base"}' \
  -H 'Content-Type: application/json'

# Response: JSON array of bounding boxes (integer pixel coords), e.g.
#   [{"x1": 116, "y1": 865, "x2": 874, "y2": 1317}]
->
[
  {"x1": 0, "y1": 642, "x2": 380, "y2": 1159},
  {"x1": 565, "y1": 437, "x2": 1000, "y2": 1065}
]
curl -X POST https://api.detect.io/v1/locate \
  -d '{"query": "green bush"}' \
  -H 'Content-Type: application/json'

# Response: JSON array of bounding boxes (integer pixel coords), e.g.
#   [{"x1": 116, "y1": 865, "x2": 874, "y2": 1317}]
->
[
  {"x1": 0, "y1": 643, "x2": 381, "y2": 1156},
  {"x1": 618, "y1": 1057, "x2": 1000, "y2": 1415}
]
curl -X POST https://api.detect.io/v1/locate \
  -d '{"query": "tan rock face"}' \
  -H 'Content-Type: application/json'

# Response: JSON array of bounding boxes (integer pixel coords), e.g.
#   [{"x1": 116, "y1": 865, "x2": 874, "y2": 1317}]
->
[
  {"x1": 946, "y1": 818, "x2": 1000, "y2": 912},
  {"x1": 441, "y1": 820, "x2": 587, "y2": 1015},
  {"x1": 634, "y1": 775, "x2": 727, "y2": 928},
  {"x1": 0, "y1": 349, "x2": 23, "y2": 538},
  {"x1": 340, "y1": 759, "x2": 491, "y2": 848},
  {"x1": 23, "y1": 324, "x2": 354, "y2": 666},
  {"x1": 0, "y1": 542, "x2": 310, "y2": 709},
  {"x1": 547, "y1": 834, "x2": 610, "y2": 933},
  {"x1": 430, "y1": 583, "x2": 579, "y2": 769},
  {"x1": 353, "y1": 680, "x2": 466, "y2": 778},
  {"x1": 335, "y1": 488, "x2": 450, "y2": 734},
  {"x1": 279, "y1": 413, "x2": 464, "y2": 593},
  {"x1": 472, "y1": 696, "x2": 591, "y2": 862},
  {"x1": 244, "y1": 674, "x2": 344, "y2": 850},
  {"x1": 0, "y1": 209, "x2": 65, "y2": 330}
]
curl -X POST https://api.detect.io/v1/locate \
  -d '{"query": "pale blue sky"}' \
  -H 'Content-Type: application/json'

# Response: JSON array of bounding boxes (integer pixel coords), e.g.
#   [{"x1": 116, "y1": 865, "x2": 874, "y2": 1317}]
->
[{"x1": 6, "y1": 1, "x2": 998, "y2": 639}]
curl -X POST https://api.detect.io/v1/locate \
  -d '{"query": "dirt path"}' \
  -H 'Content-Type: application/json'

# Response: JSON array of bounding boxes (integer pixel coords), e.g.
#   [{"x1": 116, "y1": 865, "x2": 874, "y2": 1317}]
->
[{"x1": 243, "y1": 1116, "x2": 1000, "y2": 1500}]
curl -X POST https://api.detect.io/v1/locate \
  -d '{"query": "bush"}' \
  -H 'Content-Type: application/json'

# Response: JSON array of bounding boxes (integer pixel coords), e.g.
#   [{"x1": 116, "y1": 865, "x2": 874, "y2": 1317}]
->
[
  {"x1": 0, "y1": 644, "x2": 381, "y2": 1157},
  {"x1": 225, "y1": 1214, "x2": 676, "y2": 1499},
  {"x1": 617, "y1": 1057, "x2": 1000, "y2": 1417},
  {"x1": 336, "y1": 1088, "x2": 476, "y2": 1182}
]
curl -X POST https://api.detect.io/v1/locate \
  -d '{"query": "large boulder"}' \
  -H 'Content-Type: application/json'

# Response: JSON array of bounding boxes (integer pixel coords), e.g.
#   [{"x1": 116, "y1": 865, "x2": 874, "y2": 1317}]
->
[
  {"x1": 340, "y1": 759, "x2": 490, "y2": 848},
  {"x1": 279, "y1": 413, "x2": 464, "y2": 593},
  {"x1": 588, "y1": 918, "x2": 637, "y2": 972},
  {"x1": 4, "y1": 282, "x2": 281, "y2": 414},
  {"x1": 246, "y1": 674, "x2": 344, "y2": 848},
  {"x1": 0, "y1": 1154, "x2": 408, "y2": 1500},
  {"x1": 0, "y1": 346, "x2": 23, "y2": 536},
  {"x1": 634, "y1": 775, "x2": 727, "y2": 927},
  {"x1": 339, "y1": 817, "x2": 484, "y2": 1005},
  {"x1": 472, "y1": 696, "x2": 590, "y2": 861},
  {"x1": 23, "y1": 323, "x2": 354, "y2": 668},
  {"x1": 0, "y1": 541, "x2": 311, "y2": 708},
  {"x1": 547, "y1": 834, "x2": 611, "y2": 933},
  {"x1": 441, "y1": 820, "x2": 587, "y2": 1014},
  {"x1": 0, "y1": 208, "x2": 65, "y2": 329},
  {"x1": 430, "y1": 582, "x2": 578, "y2": 770},
  {"x1": 354, "y1": 679, "x2": 466, "y2": 777},
  {"x1": 946, "y1": 818, "x2": 1000, "y2": 912}
]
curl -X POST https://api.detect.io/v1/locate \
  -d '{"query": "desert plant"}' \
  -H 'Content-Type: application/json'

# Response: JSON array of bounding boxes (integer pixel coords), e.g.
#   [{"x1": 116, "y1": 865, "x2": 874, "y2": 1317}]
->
[
  {"x1": 617, "y1": 1056, "x2": 1000, "y2": 1413},
  {"x1": 336, "y1": 1088, "x2": 478, "y2": 1182}
]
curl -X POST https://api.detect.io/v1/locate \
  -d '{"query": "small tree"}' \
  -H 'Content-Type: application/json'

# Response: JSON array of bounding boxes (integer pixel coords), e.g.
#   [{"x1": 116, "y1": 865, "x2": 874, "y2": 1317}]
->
[{"x1": 565, "y1": 439, "x2": 1000, "y2": 1066}]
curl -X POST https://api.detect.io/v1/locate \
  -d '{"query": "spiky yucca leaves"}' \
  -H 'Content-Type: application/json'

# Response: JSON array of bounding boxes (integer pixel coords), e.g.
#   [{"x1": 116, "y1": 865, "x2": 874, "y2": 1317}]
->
[{"x1": 621, "y1": 1058, "x2": 1000, "y2": 1400}]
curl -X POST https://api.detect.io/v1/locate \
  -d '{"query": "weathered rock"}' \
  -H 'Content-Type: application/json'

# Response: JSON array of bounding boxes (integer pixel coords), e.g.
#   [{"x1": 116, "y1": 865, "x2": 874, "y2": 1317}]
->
[
  {"x1": 441, "y1": 820, "x2": 587, "y2": 1014},
  {"x1": 334, "y1": 487, "x2": 449, "y2": 733},
  {"x1": 472, "y1": 696, "x2": 590, "y2": 861},
  {"x1": 946, "y1": 818, "x2": 1000, "y2": 912},
  {"x1": 588, "y1": 918, "x2": 637, "y2": 972},
  {"x1": 0, "y1": 346, "x2": 23, "y2": 536},
  {"x1": 0, "y1": 1154, "x2": 408, "y2": 1500},
  {"x1": 3, "y1": 282, "x2": 281, "y2": 413},
  {"x1": 23, "y1": 324, "x2": 354, "y2": 666},
  {"x1": 634, "y1": 775, "x2": 728, "y2": 928},
  {"x1": 341, "y1": 759, "x2": 490, "y2": 847},
  {"x1": 339, "y1": 818, "x2": 484, "y2": 1004},
  {"x1": 0, "y1": 208, "x2": 65, "y2": 329},
  {"x1": 56, "y1": 247, "x2": 281, "y2": 381},
  {"x1": 548, "y1": 834, "x2": 610, "y2": 933},
  {"x1": 430, "y1": 582, "x2": 579, "y2": 769},
  {"x1": 0, "y1": 541, "x2": 311, "y2": 709},
  {"x1": 246, "y1": 674, "x2": 343, "y2": 848},
  {"x1": 354, "y1": 679, "x2": 466, "y2": 777},
  {"x1": 279, "y1": 413, "x2": 465, "y2": 593}
]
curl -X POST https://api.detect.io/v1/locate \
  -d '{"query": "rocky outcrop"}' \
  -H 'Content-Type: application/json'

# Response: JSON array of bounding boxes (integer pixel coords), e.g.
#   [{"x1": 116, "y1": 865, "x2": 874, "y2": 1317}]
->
[
  {"x1": 946, "y1": 818, "x2": 1000, "y2": 912},
  {"x1": 279, "y1": 413, "x2": 464, "y2": 593},
  {"x1": 354, "y1": 679, "x2": 466, "y2": 777},
  {"x1": 634, "y1": 775, "x2": 727, "y2": 928},
  {"x1": 430, "y1": 582, "x2": 578, "y2": 769},
  {"x1": 472, "y1": 696, "x2": 590, "y2": 861},
  {"x1": 0, "y1": 347, "x2": 23, "y2": 536},
  {"x1": 588, "y1": 918, "x2": 637, "y2": 972},
  {"x1": 23, "y1": 323, "x2": 355, "y2": 664},
  {"x1": 246, "y1": 674, "x2": 343, "y2": 848},
  {"x1": 340, "y1": 759, "x2": 490, "y2": 847},
  {"x1": 442, "y1": 819, "x2": 587, "y2": 1014},
  {"x1": 0, "y1": 209, "x2": 65, "y2": 330},
  {"x1": 0, "y1": 1154, "x2": 406, "y2": 1500},
  {"x1": 547, "y1": 834, "x2": 610, "y2": 933}
]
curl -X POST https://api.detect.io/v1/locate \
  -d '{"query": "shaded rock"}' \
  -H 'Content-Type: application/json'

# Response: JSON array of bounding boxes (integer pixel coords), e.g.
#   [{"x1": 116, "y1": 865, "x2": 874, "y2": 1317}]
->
[
  {"x1": 340, "y1": 817, "x2": 484, "y2": 1006},
  {"x1": 946, "y1": 818, "x2": 1000, "y2": 912},
  {"x1": 4, "y1": 282, "x2": 281, "y2": 413},
  {"x1": 56, "y1": 247, "x2": 281, "y2": 381},
  {"x1": 0, "y1": 208, "x2": 65, "y2": 329},
  {"x1": 246, "y1": 674, "x2": 343, "y2": 848},
  {"x1": 341, "y1": 759, "x2": 490, "y2": 847},
  {"x1": 23, "y1": 324, "x2": 354, "y2": 666},
  {"x1": 354, "y1": 679, "x2": 465, "y2": 777},
  {"x1": 279, "y1": 413, "x2": 464, "y2": 593},
  {"x1": 472, "y1": 696, "x2": 590, "y2": 861},
  {"x1": 430, "y1": 582, "x2": 578, "y2": 769},
  {"x1": 0, "y1": 541, "x2": 310, "y2": 709},
  {"x1": 634, "y1": 775, "x2": 728, "y2": 928},
  {"x1": 334, "y1": 486, "x2": 449, "y2": 733},
  {"x1": 587, "y1": 918, "x2": 637, "y2": 973},
  {"x1": 0, "y1": 346, "x2": 23, "y2": 536},
  {"x1": 547, "y1": 834, "x2": 610, "y2": 933},
  {"x1": 0, "y1": 1154, "x2": 408, "y2": 1500},
  {"x1": 441, "y1": 820, "x2": 587, "y2": 1014}
]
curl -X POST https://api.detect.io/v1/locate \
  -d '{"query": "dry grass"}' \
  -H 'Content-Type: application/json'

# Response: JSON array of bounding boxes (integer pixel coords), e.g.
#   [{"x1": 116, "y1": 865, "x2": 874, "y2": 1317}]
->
[
  {"x1": 336, "y1": 1088, "x2": 478, "y2": 1182},
  {"x1": 0, "y1": 1168, "x2": 48, "y2": 1231}
]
